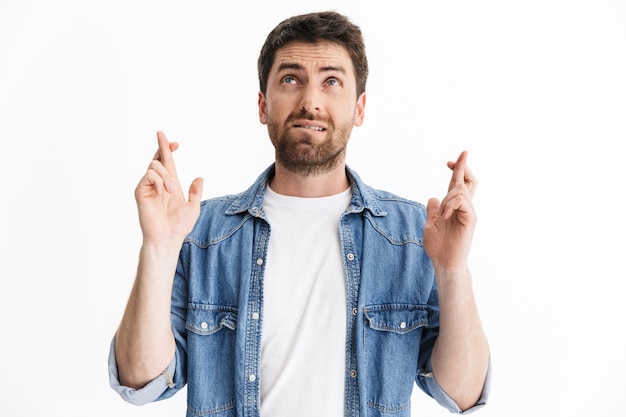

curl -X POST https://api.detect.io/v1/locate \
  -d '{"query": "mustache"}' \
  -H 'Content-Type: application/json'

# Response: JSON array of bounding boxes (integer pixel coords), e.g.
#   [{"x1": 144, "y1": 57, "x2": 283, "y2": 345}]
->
[{"x1": 287, "y1": 108, "x2": 326, "y2": 123}]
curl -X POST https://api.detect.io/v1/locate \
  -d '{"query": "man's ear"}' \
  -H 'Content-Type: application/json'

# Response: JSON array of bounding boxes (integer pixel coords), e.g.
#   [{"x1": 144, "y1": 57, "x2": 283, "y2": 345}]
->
[
  {"x1": 258, "y1": 92, "x2": 267, "y2": 125},
  {"x1": 353, "y1": 92, "x2": 366, "y2": 127}
]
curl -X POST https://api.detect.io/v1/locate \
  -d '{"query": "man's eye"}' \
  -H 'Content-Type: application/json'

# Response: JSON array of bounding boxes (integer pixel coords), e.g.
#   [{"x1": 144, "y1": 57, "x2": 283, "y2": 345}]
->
[
  {"x1": 326, "y1": 78, "x2": 340, "y2": 86},
  {"x1": 282, "y1": 76, "x2": 297, "y2": 84}
]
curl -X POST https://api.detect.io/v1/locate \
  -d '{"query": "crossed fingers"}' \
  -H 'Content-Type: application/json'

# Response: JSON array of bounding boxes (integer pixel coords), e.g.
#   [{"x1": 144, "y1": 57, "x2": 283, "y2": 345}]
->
[
  {"x1": 439, "y1": 151, "x2": 477, "y2": 219},
  {"x1": 142, "y1": 131, "x2": 179, "y2": 195},
  {"x1": 152, "y1": 131, "x2": 179, "y2": 165},
  {"x1": 447, "y1": 150, "x2": 477, "y2": 196}
]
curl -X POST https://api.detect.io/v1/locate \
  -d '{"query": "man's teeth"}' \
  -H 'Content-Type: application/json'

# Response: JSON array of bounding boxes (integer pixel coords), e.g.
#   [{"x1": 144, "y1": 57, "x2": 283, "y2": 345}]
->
[{"x1": 301, "y1": 125, "x2": 324, "y2": 131}]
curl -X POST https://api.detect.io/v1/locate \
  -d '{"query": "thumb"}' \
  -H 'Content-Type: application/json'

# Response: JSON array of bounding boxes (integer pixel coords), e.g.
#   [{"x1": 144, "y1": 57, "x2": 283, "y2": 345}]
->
[
  {"x1": 426, "y1": 198, "x2": 440, "y2": 220},
  {"x1": 188, "y1": 177, "x2": 204, "y2": 206}
]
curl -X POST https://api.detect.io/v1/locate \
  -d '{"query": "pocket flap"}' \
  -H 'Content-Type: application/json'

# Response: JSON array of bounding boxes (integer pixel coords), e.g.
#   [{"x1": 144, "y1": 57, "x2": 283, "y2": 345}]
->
[
  {"x1": 185, "y1": 304, "x2": 238, "y2": 335},
  {"x1": 363, "y1": 304, "x2": 428, "y2": 334}
]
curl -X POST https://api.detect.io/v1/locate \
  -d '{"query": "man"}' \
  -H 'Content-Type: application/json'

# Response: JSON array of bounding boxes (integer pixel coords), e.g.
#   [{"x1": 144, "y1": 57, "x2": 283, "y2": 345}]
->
[{"x1": 109, "y1": 11, "x2": 490, "y2": 417}]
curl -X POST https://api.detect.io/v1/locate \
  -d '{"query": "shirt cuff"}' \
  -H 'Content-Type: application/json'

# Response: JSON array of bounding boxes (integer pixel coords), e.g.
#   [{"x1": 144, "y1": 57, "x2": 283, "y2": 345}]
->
[
  {"x1": 418, "y1": 357, "x2": 491, "y2": 414},
  {"x1": 107, "y1": 336, "x2": 176, "y2": 406}
]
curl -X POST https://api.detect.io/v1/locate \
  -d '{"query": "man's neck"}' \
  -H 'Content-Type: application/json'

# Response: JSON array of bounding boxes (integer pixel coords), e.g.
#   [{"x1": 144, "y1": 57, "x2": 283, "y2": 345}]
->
[{"x1": 269, "y1": 163, "x2": 350, "y2": 198}]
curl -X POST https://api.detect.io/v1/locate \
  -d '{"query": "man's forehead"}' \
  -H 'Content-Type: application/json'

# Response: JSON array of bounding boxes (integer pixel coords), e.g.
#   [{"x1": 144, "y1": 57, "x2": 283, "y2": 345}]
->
[{"x1": 272, "y1": 41, "x2": 353, "y2": 70}]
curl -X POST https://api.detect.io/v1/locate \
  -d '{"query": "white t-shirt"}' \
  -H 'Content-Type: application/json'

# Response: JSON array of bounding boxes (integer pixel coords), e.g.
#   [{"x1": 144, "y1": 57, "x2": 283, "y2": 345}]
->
[{"x1": 260, "y1": 185, "x2": 351, "y2": 416}]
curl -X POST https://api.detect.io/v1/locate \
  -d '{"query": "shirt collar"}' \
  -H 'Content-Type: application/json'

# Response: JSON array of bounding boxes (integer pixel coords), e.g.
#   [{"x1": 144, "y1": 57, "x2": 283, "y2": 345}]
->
[{"x1": 225, "y1": 164, "x2": 387, "y2": 217}]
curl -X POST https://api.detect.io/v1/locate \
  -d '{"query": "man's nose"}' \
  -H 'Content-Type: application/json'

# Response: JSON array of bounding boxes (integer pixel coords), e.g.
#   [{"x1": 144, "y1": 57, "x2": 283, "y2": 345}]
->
[{"x1": 299, "y1": 84, "x2": 321, "y2": 113}]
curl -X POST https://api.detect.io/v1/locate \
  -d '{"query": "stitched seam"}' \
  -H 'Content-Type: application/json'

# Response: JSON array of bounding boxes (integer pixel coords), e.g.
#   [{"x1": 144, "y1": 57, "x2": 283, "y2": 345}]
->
[{"x1": 187, "y1": 401, "x2": 236, "y2": 416}]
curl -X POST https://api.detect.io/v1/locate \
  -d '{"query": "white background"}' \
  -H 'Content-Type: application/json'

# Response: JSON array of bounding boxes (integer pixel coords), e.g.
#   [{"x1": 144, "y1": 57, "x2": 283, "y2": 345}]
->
[{"x1": 1, "y1": 1, "x2": 625, "y2": 416}]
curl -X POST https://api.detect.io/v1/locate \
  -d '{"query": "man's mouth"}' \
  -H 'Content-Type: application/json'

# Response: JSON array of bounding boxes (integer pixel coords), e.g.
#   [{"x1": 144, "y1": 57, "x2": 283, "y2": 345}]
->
[{"x1": 296, "y1": 124, "x2": 326, "y2": 132}]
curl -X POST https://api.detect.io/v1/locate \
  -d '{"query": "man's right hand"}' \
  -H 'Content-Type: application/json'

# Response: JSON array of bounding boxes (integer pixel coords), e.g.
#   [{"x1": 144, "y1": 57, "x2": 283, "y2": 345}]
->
[
  {"x1": 115, "y1": 131, "x2": 203, "y2": 389},
  {"x1": 135, "y1": 130, "x2": 204, "y2": 246}
]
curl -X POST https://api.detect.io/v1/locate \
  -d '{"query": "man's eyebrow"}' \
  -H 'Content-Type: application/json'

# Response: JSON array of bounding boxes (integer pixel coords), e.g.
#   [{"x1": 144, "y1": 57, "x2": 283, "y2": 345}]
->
[
  {"x1": 276, "y1": 62, "x2": 347, "y2": 74},
  {"x1": 319, "y1": 65, "x2": 347, "y2": 74}
]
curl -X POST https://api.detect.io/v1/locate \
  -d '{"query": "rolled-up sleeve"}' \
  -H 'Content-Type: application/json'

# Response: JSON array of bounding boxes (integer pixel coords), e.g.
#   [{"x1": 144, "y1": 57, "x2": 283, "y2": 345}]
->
[
  {"x1": 108, "y1": 336, "x2": 176, "y2": 406},
  {"x1": 417, "y1": 358, "x2": 491, "y2": 414}
]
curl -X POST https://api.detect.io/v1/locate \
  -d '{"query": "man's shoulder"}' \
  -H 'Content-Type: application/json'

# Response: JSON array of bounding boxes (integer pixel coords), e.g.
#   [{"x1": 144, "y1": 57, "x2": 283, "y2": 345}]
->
[
  {"x1": 349, "y1": 169, "x2": 426, "y2": 216},
  {"x1": 364, "y1": 186, "x2": 428, "y2": 227},
  {"x1": 364, "y1": 185, "x2": 425, "y2": 209},
  {"x1": 356, "y1": 183, "x2": 429, "y2": 242},
  {"x1": 183, "y1": 190, "x2": 256, "y2": 246}
]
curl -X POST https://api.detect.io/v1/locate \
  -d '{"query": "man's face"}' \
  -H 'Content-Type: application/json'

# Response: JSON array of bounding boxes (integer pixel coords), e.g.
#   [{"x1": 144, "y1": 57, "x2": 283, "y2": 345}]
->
[{"x1": 258, "y1": 41, "x2": 366, "y2": 176}]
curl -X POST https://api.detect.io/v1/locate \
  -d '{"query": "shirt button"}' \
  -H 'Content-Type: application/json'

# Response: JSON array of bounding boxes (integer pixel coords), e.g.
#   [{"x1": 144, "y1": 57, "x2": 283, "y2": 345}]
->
[
  {"x1": 200, "y1": 322, "x2": 208, "y2": 330},
  {"x1": 347, "y1": 253, "x2": 355, "y2": 261},
  {"x1": 350, "y1": 369, "x2": 357, "y2": 378},
  {"x1": 249, "y1": 374, "x2": 256, "y2": 382},
  {"x1": 252, "y1": 312, "x2": 260, "y2": 320},
  {"x1": 400, "y1": 322, "x2": 407, "y2": 329},
  {"x1": 256, "y1": 258, "x2": 263, "y2": 265},
  {"x1": 352, "y1": 308, "x2": 358, "y2": 316}
]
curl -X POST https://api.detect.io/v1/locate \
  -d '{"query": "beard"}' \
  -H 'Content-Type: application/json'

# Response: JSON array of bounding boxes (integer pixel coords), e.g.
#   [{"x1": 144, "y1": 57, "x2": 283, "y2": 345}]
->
[{"x1": 268, "y1": 109, "x2": 354, "y2": 176}]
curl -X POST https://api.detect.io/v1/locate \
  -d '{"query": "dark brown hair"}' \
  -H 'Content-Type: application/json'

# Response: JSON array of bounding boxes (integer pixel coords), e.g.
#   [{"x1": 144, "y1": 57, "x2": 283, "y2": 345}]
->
[{"x1": 257, "y1": 11, "x2": 368, "y2": 97}]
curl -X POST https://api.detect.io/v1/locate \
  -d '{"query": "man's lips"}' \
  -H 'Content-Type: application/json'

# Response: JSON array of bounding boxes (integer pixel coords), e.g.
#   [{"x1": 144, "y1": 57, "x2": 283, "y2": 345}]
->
[{"x1": 292, "y1": 121, "x2": 327, "y2": 131}]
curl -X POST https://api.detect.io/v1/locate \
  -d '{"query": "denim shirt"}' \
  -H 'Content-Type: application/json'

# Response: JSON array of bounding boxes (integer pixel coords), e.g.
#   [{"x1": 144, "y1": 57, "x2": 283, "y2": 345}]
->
[{"x1": 109, "y1": 164, "x2": 490, "y2": 416}]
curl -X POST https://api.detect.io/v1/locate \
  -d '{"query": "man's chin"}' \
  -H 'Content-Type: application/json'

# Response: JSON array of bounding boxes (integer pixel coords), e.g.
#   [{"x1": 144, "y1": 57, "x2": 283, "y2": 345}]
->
[{"x1": 276, "y1": 152, "x2": 344, "y2": 177}]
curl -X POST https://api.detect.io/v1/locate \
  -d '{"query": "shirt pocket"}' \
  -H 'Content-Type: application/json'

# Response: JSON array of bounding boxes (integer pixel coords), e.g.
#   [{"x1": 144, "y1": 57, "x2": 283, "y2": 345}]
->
[
  {"x1": 185, "y1": 304, "x2": 238, "y2": 416},
  {"x1": 363, "y1": 304, "x2": 428, "y2": 414},
  {"x1": 186, "y1": 303, "x2": 238, "y2": 335}
]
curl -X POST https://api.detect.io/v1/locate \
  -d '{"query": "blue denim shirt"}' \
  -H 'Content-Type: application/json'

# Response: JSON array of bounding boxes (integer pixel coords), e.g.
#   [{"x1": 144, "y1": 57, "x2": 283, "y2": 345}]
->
[{"x1": 109, "y1": 164, "x2": 490, "y2": 416}]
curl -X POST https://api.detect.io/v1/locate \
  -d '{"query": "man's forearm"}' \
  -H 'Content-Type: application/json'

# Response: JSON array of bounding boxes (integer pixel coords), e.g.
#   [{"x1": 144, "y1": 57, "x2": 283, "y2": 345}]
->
[
  {"x1": 114, "y1": 243, "x2": 180, "y2": 389},
  {"x1": 431, "y1": 269, "x2": 490, "y2": 411}
]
